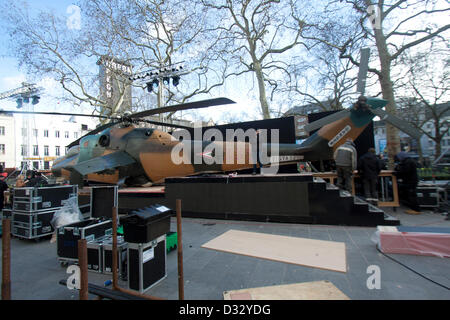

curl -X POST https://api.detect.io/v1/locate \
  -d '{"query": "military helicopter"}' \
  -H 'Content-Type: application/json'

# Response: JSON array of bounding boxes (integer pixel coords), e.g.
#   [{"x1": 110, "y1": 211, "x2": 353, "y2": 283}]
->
[
  {"x1": 1, "y1": 94, "x2": 421, "y2": 187},
  {"x1": 1, "y1": 49, "x2": 422, "y2": 186}
]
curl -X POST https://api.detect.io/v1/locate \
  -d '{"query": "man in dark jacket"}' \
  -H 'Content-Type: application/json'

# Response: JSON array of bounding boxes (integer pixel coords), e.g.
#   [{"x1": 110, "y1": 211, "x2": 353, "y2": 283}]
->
[
  {"x1": 358, "y1": 148, "x2": 381, "y2": 203},
  {"x1": 395, "y1": 152, "x2": 420, "y2": 212},
  {"x1": 0, "y1": 172, "x2": 8, "y2": 212},
  {"x1": 334, "y1": 138, "x2": 357, "y2": 193},
  {"x1": 24, "y1": 170, "x2": 48, "y2": 187}
]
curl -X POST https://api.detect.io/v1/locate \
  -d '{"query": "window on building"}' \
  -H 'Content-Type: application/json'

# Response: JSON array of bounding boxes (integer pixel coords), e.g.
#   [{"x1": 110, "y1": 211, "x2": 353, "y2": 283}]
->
[
  {"x1": 0, "y1": 162, "x2": 5, "y2": 169},
  {"x1": 44, "y1": 130, "x2": 49, "y2": 137},
  {"x1": 65, "y1": 146, "x2": 69, "y2": 155},
  {"x1": 81, "y1": 124, "x2": 88, "y2": 130},
  {"x1": 44, "y1": 145, "x2": 49, "y2": 156},
  {"x1": 32, "y1": 161, "x2": 39, "y2": 170},
  {"x1": 0, "y1": 126, "x2": 5, "y2": 135},
  {"x1": 33, "y1": 129, "x2": 38, "y2": 137},
  {"x1": 33, "y1": 145, "x2": 39, "y2": 156},
  {"x1": 65, "y1": 131, "x2": 69, "y2": 138},
  {"x1": 21, "y1": 145, "x2": 27, "y2": 156},
  {"x1": 44, "y1": 161, "x2": 50, "y2": 170},
  {"x1": 74, "y1": 132, "x2": 78, "y2": 139},
  {"x1": 55, "y1": 146, "x2": 60, "y2": 156},
  {"x1": 0, "y1": 144, "x2": 5, "y2": 154},
  {"x1": 20, "y1": 161, "x2": 27, "y2": 169},
  {"x1": 55, "y1": 130, "x2": 60, "y2": 138}
]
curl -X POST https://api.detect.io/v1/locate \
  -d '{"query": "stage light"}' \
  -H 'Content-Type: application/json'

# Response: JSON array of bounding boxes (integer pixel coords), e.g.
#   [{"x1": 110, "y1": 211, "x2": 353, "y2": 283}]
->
[
  {"x1": 16, "y1": 98, "x2": 23, "y2": 108},
  {"x1": 152, "y1": 79, "x2": 159, "y2": 88},
  {"x1": 31, "y1": 95, "x2": 40, "y2": 105},
  {"x1": 146, "y1": 82, "x2": 153, "y2": 93},
  {"x1": 23, "y1": 97, "x2": 30, "y2": 103},
  {"x1": 163, "y1": 77, "x2": 170, "y2": 85},
  {"x1": 172, "y1": 75, "x2": 180, "y2": 86}
]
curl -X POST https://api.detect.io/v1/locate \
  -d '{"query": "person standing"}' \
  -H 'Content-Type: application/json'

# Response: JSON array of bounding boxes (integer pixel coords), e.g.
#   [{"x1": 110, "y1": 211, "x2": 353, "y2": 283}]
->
[
  {"x1": 334, "y1": 138, "x2": 357, "y2": 193},
  {"x1": 0, "y1": 175, "x2": 8, "y2": 212},
  {"x1": 358, "y1": 148, "x2": 382, "y2": 204},
  {"x1": 395, "y1": 152, "x2": 420, "y2": 212}
]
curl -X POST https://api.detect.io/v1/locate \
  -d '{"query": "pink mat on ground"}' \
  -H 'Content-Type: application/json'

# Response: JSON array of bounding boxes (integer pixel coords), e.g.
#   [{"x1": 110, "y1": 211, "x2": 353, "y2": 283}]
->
[{"x1": 375, "y1": 226, "x2": 450, "y2": 258}]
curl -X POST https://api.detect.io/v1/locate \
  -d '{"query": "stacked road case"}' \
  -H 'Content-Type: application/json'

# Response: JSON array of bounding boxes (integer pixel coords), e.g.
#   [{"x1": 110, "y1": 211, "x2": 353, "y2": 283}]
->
[
  {"x1": 11, "y1": 185, "x2": 78, "y2": 240},
  {"x1": 56, "y1": 185, "x2": 119, "y2": 266},
  {"x1": 417, "y1": 184, "x2": 448, "y2": 209},
  {"x1": 122, "y1": 205, "x2": 171, "y2": 293}
]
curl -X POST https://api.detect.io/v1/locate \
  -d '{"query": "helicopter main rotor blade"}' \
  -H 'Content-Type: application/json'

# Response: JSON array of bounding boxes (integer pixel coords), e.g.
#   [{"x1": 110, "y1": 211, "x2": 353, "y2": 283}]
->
[
  {"x1": 303, "y1": 109, "x2": 350, "y2": 133},
  {"x1": 0, "y1": 109, "x2": 112, "y2": 120},
  {"x1": 370, "y1": 108, "x2": 422, "y2": 140},
  {"x1": 129, "y1": 97, "x2": 235, "y2": 119},
  {"x1": 139, "y1": 119, "x2": 192, "y2": 129}
]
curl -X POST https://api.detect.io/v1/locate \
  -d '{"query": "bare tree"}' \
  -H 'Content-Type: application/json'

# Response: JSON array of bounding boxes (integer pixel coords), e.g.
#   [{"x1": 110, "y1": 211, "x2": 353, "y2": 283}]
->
[
  {"x1": 331, "y1": 0, "x2": 450, "y2": 168},
  {"x1": 283, "y1": 1, "x2": 367, "y2": 112},
  {"x1": 0, "y1": 0, "x2": 229, "y2": 123},
  {"x1": 199, "y1": 0, "x2": 312, "y2": 119},
  {"x1": 288, "y1": 45, "x2": 361, "y2": 112},
  {"x1": 398, "y1": 41, "x2": 450, "y2": 160}
]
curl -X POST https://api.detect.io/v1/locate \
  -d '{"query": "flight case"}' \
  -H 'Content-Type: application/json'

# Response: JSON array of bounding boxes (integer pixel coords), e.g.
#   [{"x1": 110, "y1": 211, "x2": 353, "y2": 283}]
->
[
  {"x1": 79, "y1": 185, "x2": 118, "y2": 219},
  {"x1": 12, "y1": 185, "x2": 78, "y2": 212},
  {"x1": 127, "y1": 235, "x2": 167, "y2": 293},
  {"x1": 102, "y1": 236, "x2": 128, "y2": 277},
  {"x1": 11, "y1": 209, "x2": 56, "y2": 239},
  {"x1": 87, "y1": 237, "x2": 108, "y2": 273},
  {"x1": 57, "y1": 218, "x2": 113, "y2": 262},
  {"x1": 417, "y1": 185, "x2": 447, "y2": 208}
]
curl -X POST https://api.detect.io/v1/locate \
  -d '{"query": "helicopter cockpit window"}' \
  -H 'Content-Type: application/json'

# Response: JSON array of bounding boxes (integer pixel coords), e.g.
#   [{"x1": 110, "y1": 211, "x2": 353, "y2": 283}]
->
[
  {"x1": 67, "y1": 145, "x2": 80, "y2": 156},
  {"x1": 98, "y1": 134, "x2": 110, "y2": 147}
]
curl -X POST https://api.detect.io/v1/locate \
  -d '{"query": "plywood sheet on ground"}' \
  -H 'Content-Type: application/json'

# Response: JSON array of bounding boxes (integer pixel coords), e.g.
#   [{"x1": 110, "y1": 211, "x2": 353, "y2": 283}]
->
[
  {"x1": 201, "y1": 229, "x2": 347, "y2": 272},
  {"x1": 223, "y1": 281, "x2": 350, "y2": 300}
]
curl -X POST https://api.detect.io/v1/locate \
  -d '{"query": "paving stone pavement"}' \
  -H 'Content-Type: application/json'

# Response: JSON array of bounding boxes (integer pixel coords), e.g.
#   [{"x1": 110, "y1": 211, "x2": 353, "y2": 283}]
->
[{"x1": 1, "y1": 205, "x2": 449, "y2": 300}]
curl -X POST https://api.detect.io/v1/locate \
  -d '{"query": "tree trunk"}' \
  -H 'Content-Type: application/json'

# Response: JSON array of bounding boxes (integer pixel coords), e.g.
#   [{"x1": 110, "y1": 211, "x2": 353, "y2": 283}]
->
[
  {"x1": 253, "y1": 61, "x2": 271, "y2": 119},
  {"x1": 435, "y1": 123, "x2": 442, "y2": 160},
  {"x1": 373, "y1": 25, "x2": 400, "y2": 169},
  {"x1": 417, "y1": 138, "x2": 424, "y2": 166}
]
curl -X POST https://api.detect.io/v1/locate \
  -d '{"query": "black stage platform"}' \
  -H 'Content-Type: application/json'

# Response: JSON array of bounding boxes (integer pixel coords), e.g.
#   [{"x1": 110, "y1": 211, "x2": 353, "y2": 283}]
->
[{"x1": 118, "y1": 174, "x2": 400, "y2": 227}]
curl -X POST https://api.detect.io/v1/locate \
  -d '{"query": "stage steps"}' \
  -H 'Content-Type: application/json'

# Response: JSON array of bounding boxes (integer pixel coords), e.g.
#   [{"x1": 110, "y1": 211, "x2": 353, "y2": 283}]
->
[{"x1": 310, "y1": 179, "x2": 400, "y2": 226}]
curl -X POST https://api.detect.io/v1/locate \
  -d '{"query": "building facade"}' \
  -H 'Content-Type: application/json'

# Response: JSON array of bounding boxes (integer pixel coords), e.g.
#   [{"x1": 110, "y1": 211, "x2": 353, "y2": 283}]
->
[
  {"x1": 0, "y1": 113, "x2": 16, "y2": 169},
  {"x1": 0, "y1": 113, "x2": 97, "y2": 170}
]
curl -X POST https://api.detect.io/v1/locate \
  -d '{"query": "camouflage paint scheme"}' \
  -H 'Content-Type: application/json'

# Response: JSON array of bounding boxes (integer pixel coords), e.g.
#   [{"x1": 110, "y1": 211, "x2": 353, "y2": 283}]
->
[{"x1": 51, "y1": 98, "x2": 387, "y2": 185}]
